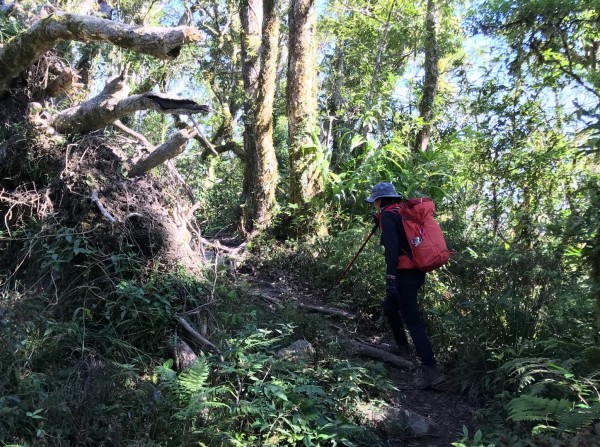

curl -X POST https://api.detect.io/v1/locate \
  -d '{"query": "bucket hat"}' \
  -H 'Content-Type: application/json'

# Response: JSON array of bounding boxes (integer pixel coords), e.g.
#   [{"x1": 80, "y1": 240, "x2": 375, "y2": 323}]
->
[{"x1": 365, "y1": 182, "x2": 403, "y2": 203}]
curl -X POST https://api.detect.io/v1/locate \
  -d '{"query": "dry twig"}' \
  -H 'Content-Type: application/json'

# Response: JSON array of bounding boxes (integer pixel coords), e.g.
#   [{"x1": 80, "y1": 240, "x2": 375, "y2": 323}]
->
[
  {"x1": 177, "y1": 316, "x2": 223, "y2": 361},
  {"x1": 90, "y1": 190, "x2": 116, "y2": 224}
]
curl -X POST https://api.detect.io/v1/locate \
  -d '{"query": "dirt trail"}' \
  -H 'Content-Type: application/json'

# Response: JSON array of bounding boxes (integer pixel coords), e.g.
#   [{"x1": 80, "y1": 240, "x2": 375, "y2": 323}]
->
[
  {"x1": 387, "y1": 369, "x2": 475, "y2": 446},
  {"x1": 241, "y1": 270, "x2": 476, "y2": 447}
]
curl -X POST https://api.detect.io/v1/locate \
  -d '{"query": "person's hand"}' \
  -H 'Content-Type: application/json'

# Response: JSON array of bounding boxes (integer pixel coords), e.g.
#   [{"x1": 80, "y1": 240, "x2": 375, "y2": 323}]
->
[{"x1": 385, "y1": 277, "x2": 397, "y2": 299}]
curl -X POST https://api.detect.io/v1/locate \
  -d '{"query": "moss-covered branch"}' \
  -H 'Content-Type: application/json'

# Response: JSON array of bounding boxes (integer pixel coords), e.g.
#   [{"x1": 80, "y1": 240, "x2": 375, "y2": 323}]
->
[
  {"x1": 0, "y1": 10, "x2": 202, "y2": 95},
  {"x1": 48, "y1": 73, "x2": 208, "y2": 135}
]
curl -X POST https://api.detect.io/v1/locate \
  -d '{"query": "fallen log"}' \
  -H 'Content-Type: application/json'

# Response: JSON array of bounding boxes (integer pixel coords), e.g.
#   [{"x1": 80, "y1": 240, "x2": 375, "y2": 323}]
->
[
  {"x1": 296, "y1": 301, "x2": 356, "y2": 319},
  {"x1": 252, "y1": 288, "x2": 356, "y2": 319},
  {"x1": 349, "y1": 339, "x2": 414, "y2": 370},
  {"x1": 257, "y1": 292, "x2": 284, "y2": 307}
]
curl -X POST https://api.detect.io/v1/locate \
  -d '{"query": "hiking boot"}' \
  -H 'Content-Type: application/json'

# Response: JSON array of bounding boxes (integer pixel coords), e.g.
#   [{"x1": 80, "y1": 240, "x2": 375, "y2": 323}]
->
[{"x1": 413, "y1": 364, "x2": 445, "y2": 390}]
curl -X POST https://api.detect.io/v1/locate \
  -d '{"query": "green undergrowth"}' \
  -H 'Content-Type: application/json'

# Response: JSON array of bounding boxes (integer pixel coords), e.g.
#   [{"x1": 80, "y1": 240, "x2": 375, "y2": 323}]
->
[
  {"x1": 2, "y1": 209, "x2": 598, "y2": 446},
  {"x1": 453, "y1": 340, "x2": 600, "y2": 446},
  {"x1": 0, "y1": 222, "x2": 397, "y2": 446},
  {"x1": 153, "y1": 326, "x2": 393, "y2": 446},
  {"x1": 245, "y1": 222, "x2": 600, "y2": 446}
]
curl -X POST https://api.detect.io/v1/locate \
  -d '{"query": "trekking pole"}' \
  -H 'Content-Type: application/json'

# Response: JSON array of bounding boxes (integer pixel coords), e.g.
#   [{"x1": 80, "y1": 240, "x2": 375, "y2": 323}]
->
[{"x1": 332, "y1": 223, "x2": 378, "y2": 289}]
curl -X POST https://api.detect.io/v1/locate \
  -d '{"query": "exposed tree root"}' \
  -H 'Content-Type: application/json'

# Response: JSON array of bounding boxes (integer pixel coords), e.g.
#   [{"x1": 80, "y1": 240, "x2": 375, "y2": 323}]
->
[{"x1": 90, "y1": 190, "x2": 116, "y2": 224}]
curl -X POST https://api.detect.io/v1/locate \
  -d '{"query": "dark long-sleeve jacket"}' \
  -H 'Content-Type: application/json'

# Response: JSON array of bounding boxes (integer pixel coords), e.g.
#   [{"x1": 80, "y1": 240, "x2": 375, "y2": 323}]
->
[{"x1": 379, "y1": 206, "x2": 412, "y2": 276}]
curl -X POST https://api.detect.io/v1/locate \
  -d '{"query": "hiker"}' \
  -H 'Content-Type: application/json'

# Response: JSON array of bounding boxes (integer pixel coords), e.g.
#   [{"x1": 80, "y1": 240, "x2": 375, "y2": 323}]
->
[{"x1": 366, "y1": 181, "x2": 445, "y2": 389}]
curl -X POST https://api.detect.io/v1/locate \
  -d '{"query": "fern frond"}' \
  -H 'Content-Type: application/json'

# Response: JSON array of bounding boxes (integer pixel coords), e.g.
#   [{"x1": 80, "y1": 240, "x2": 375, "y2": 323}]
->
[
  {"x1": 155, "y1": 359, "x2": 179, "y2": 393},
  {"x1": 500, "y1": 357, "x2": 551, "y2": 374},
  {"x1": 508, "y1": 395, "x2": 573, "y2": 423},
  {"x1": 178, "y1": 358, "x2": 210, "y2": 395},
  {"x1": 173, "y1": 397, "x2": 230, "y2": 420},
  {"x1": 528, "y1": 382, "x2": 550, "y2": 396},
  {"x1": 557, "y1": 402, "x2": 600, "y2": 433},
  {"x1": 582, "y1": 346, "x2": 600, "y2": 367},
  {"x1": 499, "y1": 357, "x2": 582, "y2": 393}
]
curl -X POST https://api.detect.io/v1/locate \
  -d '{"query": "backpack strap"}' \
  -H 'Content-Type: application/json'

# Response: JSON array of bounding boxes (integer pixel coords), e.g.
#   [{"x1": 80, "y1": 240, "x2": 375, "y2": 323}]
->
[{"x1": 377, "y1": 203, "x2": 414, "y2": 263}]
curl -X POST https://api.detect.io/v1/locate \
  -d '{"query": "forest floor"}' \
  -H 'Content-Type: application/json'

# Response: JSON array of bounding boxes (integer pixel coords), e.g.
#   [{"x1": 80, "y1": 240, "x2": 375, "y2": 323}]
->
[{"x1": 239, "y1": 267, "x2": 477, "y2": 447}]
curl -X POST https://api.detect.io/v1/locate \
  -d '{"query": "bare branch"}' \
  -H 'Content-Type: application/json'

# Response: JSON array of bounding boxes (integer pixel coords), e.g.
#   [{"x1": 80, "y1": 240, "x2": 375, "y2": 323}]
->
[
  {"x1": 189, "y1": 115, "x2": 219, "y2": 156},
  {"x1": 127, "y1": 128, "x2": 197, "y2": 177},
  {"x1": 176, "y1": 316, "x2": 223, "y2": 360},
  {"x1": 200, "y1": 237, "x2": 246, "y2": 256},
  {"x1": 0, "y1": 10, "x2": 202, "y2": 95},
  {"x1": 112, "y1": 119, "x2": 153, "y2": 150},
  {"x1": 173, "y1": 116, "x2": 244, "y2": 158},
  {"x1": 49, "y1": 74, "x2": 209, "y2": 134}
]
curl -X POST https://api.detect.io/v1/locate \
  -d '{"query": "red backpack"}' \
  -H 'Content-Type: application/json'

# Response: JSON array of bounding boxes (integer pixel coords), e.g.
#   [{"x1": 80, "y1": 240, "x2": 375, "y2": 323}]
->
[{"x1": 382, "y1": 198, "x2": 451, "y2": 272}]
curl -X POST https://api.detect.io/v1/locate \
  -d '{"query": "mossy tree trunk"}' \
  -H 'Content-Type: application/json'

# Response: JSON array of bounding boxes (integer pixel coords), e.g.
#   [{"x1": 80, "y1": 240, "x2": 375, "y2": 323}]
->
[
  {"x1": 239, "y1": 0, "x2": 279, "y2": 234},
  {"x1": 287, "y1": 0, "x2": 322, "y2": 205},
  {"x1": 240, "y1": 0, "x2": 263, "y2": 234},
  {"x1": 414, "y1": 0, "x2": 439, "y2": 152},
  {"x1": 328, "y1": 42, "x2": 345, "y2": 171}
]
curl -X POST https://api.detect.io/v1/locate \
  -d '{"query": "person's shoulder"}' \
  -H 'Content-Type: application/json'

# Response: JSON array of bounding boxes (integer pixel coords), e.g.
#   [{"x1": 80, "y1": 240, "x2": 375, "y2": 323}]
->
[
  {"x1": 380, "y1": 207, "x2": 402, "y2": 221},
  {"x1": 381, "y1": 204, "x2": 403, "y2": 215}
]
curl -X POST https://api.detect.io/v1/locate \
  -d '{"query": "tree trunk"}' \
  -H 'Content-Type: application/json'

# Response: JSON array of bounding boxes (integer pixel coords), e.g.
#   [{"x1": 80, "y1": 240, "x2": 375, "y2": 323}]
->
[
  {"x1": 287, "y1": 0, "x2": 322, "y2": 205},
  {"x1": 414, "y1": 0, "x2": 439, "y2": 152},
  {"x1": 0, "y1": 11, "x2": 201, "y2": 95},
  {"x1": 367, "y1": 0, "x2": 397, "y2": 107},
  {"x1": 240, "y1": 0, "x2": 279, "y2": 233},
  {"x1": 200, "y1": 0, "x2": 244, "y2": 160},
  {"x1": 251, "y1": 0, "x2": 280, "y2": 230},
  {"x1": 329, "y1": 42, "x2": 345, "y2": 171},
  {"x1": 240, "y1": 0, "x2": 263, "y2": 234}
]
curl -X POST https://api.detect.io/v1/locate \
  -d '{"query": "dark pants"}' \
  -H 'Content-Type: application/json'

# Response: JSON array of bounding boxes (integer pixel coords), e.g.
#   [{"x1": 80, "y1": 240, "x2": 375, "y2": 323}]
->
[{"x1": 382, "y1": 269, "x2": 436, "y2": 366}]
